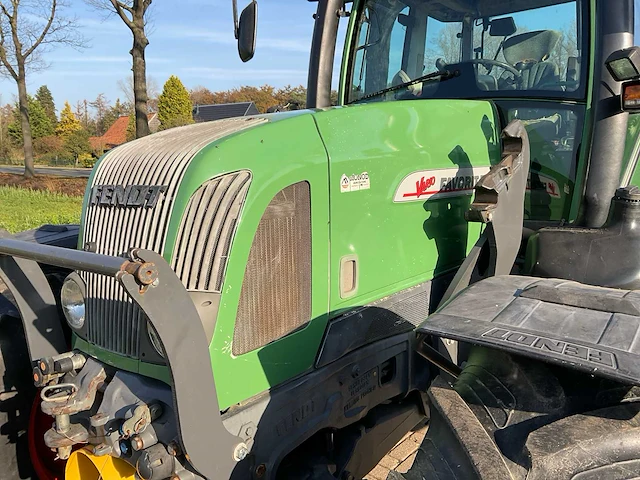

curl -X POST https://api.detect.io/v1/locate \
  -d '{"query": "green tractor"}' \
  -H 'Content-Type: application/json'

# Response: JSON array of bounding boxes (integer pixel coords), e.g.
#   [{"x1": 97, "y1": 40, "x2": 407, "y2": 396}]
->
[{"x1": 2, "y1": 0, "x2": 640, "y2": 478}]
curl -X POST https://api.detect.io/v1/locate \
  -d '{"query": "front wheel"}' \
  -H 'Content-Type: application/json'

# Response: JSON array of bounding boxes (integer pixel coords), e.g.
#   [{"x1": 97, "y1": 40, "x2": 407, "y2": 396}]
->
[
  {"x1": 28, "y1": 396, "x2": 66, "y2": 480},
  {"x1": 0, "y1": 310, "x2": 35, "y2": 480},
  {"x1": 0, "y1": 308, "x2": 65, "y2": 480}
]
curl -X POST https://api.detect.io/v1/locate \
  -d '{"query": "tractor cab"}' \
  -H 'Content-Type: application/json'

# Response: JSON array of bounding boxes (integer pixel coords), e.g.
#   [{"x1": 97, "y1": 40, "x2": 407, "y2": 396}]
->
[{"x1": 345, "y1": 0, "x2": 585, "y2": 224}]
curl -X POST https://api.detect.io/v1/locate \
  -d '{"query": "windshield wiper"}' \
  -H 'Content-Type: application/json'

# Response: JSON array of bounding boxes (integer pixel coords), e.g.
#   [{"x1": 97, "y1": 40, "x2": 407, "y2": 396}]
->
[{"x1": 354, "y1": 69, "x2": 458, "y2": 103}]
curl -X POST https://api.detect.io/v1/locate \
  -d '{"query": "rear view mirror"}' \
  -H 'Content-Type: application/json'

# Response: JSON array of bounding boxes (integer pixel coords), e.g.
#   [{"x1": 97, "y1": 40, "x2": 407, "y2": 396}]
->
[
  {"x1": 490, "y1": 17, "x2": 516, "y2": 37},
  {"x1": 397, "y1": 14, "x2": 413, "y2": 27},
  {"x1": 237, "y1": 1, "x2": 257, "y2": 62}
]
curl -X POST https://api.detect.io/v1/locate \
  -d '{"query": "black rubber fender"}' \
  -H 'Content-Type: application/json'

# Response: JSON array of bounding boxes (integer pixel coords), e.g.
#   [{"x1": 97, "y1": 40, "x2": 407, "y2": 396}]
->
[
  {"x1": 395, "y1": 347, "x2": 640, "y2": 479},
  {"x1": 0, "y1": 225, "x2": 78, "y2": 479},
  {"x1": 0, "y1": 304, "x2": 35, "y2": 480}
]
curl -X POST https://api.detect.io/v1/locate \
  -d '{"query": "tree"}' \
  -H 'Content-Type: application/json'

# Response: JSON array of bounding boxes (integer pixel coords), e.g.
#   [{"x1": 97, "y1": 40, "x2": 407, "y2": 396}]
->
[
  {"x1": 0, "y1": 0, "x2": 83, "y2": 177},
  {"x1": 56, "y1": 101, "x2": 81, "y2": 137},
  {"x1": 0, "y1": 101, "x2": 13, "y2": 160},
  {"x1": 202, "y1": 85, "x2": 330, "y2": 113},
  {"x1": 87, "y1": 0, "x2": 153, "y2": 139},
  {"x1": 90, "y1": 93, "x2": 111, "y2": 135},
  {"x1": 190, "y1": 85, "x2": 215, "y2": 106},
  {"x1": 63, "y1": 127, "x2": 90, "y2": 166},
  {"x1": 35, "y1": 85, "x2": 56, "y2": 125},
  {"x1": 330, "y1": 90, "x2": 339, "y2": 106},
  {"x1": 125, "y1": 110, "x2": 135, "y2": 141},
  {"x1": 34, "y1": 134, "x2": 62, "y2": 155},
  {"x1": 102, "y1": 97, "x2": 128, "y2": 132},
  {"x1": 157, "y1": 75, "x2": 193, "y2": 130},
  {"x1": 423, "y1": 24, "x2": 530, "y2": 86},
  {"x1": 74, "y1": 99, "x2": 95, "y2": 133},
  {"x1": 118, "y1": 75, "x2": 158, "y2": 112},
  {"x1": 274, "y1": 85, "x2": 307, "y2": 109},
  {"x1": 8, "y1": 96, "x2": 54, "y2": 143},
  {"x1": 205, "y1": 85, "x2": 277, "y2": 113},
  {"x1": 549, "y1": 20, "x2": 578, "y2": 78}
]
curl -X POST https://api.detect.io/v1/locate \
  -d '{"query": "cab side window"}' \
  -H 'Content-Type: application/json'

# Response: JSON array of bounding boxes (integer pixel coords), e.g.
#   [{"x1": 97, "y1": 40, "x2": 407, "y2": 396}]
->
[{"x1": 350, "y1": 2, "x2": 411, "y2": 101}]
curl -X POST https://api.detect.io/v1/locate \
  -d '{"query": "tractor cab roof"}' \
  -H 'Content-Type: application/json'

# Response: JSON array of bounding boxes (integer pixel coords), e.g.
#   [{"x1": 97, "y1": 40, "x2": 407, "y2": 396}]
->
[{"x1": 415, "y1": 0, "x2": 574, "y2": 22}]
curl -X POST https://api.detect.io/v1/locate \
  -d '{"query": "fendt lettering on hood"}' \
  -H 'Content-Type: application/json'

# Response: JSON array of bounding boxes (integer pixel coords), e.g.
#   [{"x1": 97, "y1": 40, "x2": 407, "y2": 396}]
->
[{"x1": 90, "y1": 185, "x2": 168, "y2": 208}]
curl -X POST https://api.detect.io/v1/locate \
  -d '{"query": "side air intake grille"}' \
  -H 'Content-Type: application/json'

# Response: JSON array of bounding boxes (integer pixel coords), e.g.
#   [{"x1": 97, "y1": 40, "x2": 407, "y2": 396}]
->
[
  {"x1": 233, "y1": 182, "x2": 312, "y2": 355},
  {"x1": 80, "y1": 117, "x2": 266, "y2": 357},
  {"x1": 172, "y1": 171, "x2": 251, "y2": 291}
]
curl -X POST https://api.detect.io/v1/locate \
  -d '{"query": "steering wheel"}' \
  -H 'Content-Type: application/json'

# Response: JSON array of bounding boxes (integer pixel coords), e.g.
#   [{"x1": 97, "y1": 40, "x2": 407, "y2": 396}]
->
[
  {"x1": 467, "y1": 58, "x2": 520, "y2": 76},
  {"x1": 436, "y1": 58, "x2": 521, "y2": 89}
]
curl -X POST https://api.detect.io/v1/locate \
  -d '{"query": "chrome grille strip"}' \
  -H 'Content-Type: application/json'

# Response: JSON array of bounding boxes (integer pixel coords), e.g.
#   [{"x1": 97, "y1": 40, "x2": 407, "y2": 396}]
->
[
  {"x1": 80, "y1": 118, "x2": 265, "y2": 357},
  {"x1": 172, "y1": 171, "x2": 251, "y2": 292},
  {"x1": 203, "y1": 175, "x2": 251, "y2": 291}
]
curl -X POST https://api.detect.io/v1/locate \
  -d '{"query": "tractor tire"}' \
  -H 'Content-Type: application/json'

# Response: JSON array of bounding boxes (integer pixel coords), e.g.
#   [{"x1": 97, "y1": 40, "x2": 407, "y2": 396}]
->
[
  {"x1": 0, "y1": 297, "x2": 35, "y2": 480},
  {"x1": 400, "y1": 347, "x2": 640, "y2": 480},
  {"x1": 0, "y1": 225, "x2": 78, "y2": 479}
]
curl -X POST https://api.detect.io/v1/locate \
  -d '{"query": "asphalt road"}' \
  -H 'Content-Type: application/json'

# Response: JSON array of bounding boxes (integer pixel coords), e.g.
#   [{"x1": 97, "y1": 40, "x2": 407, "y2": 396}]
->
[{"x1": 0, "y1": 165, "x2": 91, "y2": 178}]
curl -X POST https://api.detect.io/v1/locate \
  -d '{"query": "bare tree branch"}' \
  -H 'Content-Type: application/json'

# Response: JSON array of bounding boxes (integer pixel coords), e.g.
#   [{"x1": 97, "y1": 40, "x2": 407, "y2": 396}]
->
[
  {"x1": 118, "y1": 73, "x2": 158, "y2": 105},
  {"x1": 86, "y1": 0, "x2": 153, "y2": 138},
  {"x1": 0, "y1": 8, "x2": 17, "y2": 80},
  {"x1": 116, "y1": 0, "x2": 133, "y2": 14},
  {"x1": 110, "y1": 0, "x2": 134, "y2": 30},
  {"x1": 24, "y1": 0, "x2": 56, "y2": 58}
]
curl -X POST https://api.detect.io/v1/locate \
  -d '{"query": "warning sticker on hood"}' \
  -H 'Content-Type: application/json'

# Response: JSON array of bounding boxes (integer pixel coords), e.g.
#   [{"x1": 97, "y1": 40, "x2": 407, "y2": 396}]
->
[
  {"x1": 394, "y1": 167, "x2": 490, "y2": 202},
  {"x1": 340, "y1": 172, "x2": 370, "y2": 193}
]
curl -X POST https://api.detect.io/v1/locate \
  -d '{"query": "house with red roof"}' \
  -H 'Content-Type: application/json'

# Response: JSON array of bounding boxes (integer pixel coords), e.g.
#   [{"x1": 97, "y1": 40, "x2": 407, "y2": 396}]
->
[{"x1": 90, "y1": 113, "x2": 159, "y2": 153}]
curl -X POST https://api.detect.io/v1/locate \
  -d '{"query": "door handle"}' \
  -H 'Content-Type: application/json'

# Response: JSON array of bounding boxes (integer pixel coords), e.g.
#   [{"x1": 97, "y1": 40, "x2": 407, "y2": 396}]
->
[{"x1": 340, "y1": 254, "x2": 359, "y2": 298}]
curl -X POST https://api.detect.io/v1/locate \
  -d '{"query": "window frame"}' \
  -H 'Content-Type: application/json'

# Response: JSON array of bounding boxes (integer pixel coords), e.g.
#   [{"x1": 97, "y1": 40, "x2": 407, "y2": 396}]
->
[{"x1": 345, "y1": 0, "x2": 591, "y2": 104}]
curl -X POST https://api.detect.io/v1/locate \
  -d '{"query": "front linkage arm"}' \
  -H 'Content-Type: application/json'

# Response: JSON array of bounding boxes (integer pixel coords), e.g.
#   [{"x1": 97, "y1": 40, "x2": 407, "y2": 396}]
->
[{"x1": 0, "y1": 239, "x2": 243, "y2": 479}]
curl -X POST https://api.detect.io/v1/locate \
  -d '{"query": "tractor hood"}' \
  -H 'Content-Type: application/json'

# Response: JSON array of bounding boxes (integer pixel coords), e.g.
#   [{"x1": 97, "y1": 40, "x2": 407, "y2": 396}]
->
[
  {"x1": 80, "y1": 110, "x2": 321, "y2": 260},
  {"x1": 75, "y1": 110, "x2": 330, "y2": 399},
  {"x1": 81, "y1": 116, "x2": 270, "y2": 257}
]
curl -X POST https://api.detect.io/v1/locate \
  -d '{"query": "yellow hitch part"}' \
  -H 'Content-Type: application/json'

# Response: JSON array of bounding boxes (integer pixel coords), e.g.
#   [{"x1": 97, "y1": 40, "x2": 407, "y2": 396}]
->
[{"x1": 65, "y1": 448, "x2": 136, "y2": 480}]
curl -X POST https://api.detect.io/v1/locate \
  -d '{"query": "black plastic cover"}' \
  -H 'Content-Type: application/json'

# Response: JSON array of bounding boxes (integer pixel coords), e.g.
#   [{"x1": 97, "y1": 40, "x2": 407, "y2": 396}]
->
[
  {"x1": 392, "y1": 349, "x2": 640, "y2": 480},
  {"x1": 10, "y1": 224, "x2": 79, "y2": 249},
  {"x1": 530, "y1": 186, "x2": 640, "y2": 289},
  {"x1": 417, "y1": 275, "x2": 640, "y2": 385}
]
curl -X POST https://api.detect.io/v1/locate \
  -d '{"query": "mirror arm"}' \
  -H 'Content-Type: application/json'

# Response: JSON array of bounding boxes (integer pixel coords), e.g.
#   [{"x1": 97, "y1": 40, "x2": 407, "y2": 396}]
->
[{"x1": 232, "y1": 0, "x2": 239, "y2": 39}]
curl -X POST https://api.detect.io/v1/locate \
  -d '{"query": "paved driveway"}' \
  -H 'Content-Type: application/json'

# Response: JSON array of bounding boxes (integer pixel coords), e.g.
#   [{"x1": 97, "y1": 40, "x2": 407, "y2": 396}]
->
[
  {"x1": 0, "y1": 166, "x2": 91, "y2": 178},
  {"x1": 365, "y1": 421, "x2": 428, "y2": 480}
]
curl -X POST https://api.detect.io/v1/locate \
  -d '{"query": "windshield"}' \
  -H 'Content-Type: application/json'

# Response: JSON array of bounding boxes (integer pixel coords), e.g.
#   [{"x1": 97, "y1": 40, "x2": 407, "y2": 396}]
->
[{"x1": 348, "y1": 0, "x2": 586, "y2": 103}]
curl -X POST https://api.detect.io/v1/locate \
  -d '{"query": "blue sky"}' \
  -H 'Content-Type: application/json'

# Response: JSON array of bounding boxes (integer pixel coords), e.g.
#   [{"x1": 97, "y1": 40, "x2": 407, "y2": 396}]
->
[
  {"x1": 636, "y1": 0, "x2": 640, "y2": 45},
  {"x1": 0, "y1": 0, "x2": 345, "y2": 111},
  {"x1": 0, "y1": 0, "x2": 638, "y2": 112}
]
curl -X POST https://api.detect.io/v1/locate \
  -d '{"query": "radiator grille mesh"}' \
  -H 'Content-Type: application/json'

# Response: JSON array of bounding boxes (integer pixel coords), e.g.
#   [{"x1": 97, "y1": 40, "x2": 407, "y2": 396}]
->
[
  {"x1": 233, "y1": 182, "x2": 312, "y2": 355},
  {"x1": 80, "y1": 118, "x2": 265, "y2": 357},
  {"x1": 171, "y1": 171, "x2": 251, "y2": 291}
]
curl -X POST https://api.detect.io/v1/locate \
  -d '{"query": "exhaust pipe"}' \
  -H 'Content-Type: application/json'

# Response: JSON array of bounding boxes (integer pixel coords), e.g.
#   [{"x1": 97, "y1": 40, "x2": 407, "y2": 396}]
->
[
  {"x1": 65, "y1": 448, "x2": 135, "y2": 480},
  {"x1": 582, "y1": 0, "x2": 633, "y2": 227}
]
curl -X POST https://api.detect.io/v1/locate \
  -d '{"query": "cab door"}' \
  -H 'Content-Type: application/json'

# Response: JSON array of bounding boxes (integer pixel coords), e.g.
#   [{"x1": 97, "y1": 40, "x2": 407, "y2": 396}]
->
[
  {"x1": 315, "y1": 99, "x2": 500, "y2": 315},
  {"x1": 314, "y1": 1, "x2": 500, "y2": 316}
]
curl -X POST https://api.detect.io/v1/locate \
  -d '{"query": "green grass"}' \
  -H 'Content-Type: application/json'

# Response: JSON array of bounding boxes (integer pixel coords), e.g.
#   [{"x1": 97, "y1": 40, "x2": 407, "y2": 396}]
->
[{"x1": 0, "y1": 186, "x2": 82, "y2": 234}]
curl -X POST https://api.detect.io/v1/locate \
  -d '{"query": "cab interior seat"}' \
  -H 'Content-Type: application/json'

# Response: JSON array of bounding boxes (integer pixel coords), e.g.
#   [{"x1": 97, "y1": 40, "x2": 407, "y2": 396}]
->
[
  {"x1": 477, "y1": 74, "x2": 499, "y2": 90},
  {"x1": 499, "y1": 30, "x2": 562, "y2": 90}
]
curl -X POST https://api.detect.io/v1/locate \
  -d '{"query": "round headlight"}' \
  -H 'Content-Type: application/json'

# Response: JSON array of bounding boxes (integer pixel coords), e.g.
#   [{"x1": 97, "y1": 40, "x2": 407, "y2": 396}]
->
[
  {"x1": 61, "y1": 274, "x2": 85, "y2": 329},
  {"x1": 147, "y1": 321, "x2": 164, "y2": 357}
]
